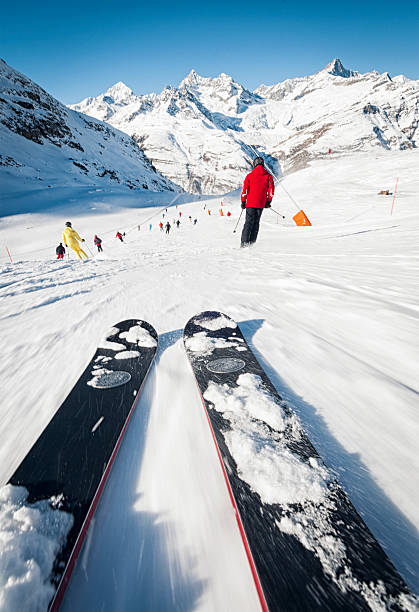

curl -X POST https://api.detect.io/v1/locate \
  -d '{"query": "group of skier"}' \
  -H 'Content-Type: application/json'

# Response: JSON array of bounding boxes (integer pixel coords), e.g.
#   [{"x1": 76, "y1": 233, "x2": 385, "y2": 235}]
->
[
  {"x1": 56, "y1": 157, "x2": 274, "y2": 260},
  {"x1": 56, "y1": 223, "x2": 126, "y2": 260}
]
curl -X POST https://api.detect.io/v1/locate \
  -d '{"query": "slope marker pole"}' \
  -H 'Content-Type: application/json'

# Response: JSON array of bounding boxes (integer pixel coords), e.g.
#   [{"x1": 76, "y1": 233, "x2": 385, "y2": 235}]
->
[
  {"x1": 6, "y1": 247, "x2": 13, "y2": 263},
  {"x1": 390, "y1": 177, "x2": 399, "y2": 215}
]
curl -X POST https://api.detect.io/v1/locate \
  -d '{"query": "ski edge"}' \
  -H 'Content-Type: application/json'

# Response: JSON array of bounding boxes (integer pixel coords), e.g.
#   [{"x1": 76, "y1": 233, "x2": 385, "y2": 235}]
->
[
  {"x1": 184, "y1": 323, "x2": 269, "y2": 612},
  {"x1": 49, "y1": 347, "x2": 157, "y2": 611}
]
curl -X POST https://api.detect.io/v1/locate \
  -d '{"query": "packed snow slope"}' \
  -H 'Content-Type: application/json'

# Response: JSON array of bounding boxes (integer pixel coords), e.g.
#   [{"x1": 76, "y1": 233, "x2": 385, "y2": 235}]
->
[
  {"x1": 0, "y1": 149, "x2": 418, "y2": 610},
  {"x1": 0, "y1": 58, "x2": 178, "y2": 217},
  {"x1": 70, "y1": 58, "x2": 419, "y2": 193}
]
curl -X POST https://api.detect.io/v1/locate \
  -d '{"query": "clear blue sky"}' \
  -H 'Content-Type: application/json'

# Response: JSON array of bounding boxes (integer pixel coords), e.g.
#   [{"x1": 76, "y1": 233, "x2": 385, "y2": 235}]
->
[{"x1": 1, "y1": 0, "x2": 418, "y2": 104}]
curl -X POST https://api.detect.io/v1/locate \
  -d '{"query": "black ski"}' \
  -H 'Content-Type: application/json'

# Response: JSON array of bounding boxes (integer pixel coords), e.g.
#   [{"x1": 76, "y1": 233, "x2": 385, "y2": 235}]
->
[
  {"x1": 184, "y1": 311, "x2": 414, "y2": 612},
  {"x1": 9, "y1": 319, "x2": 158, "y2": 611}
]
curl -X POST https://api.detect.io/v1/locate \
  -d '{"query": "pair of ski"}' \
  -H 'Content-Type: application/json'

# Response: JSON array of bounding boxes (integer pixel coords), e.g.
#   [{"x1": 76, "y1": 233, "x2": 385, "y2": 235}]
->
[{"x1": 8, "y1": 313, "x2": 414, "y2": 611}]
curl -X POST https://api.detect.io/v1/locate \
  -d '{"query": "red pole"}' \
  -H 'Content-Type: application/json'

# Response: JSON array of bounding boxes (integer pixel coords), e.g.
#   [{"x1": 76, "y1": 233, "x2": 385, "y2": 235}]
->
[
  {"x1": 6, "y1": 247, "x2": 12, "y2": 263},
  {"x1": 390, "y1": 178, "x2": 399, "y2": 215}
]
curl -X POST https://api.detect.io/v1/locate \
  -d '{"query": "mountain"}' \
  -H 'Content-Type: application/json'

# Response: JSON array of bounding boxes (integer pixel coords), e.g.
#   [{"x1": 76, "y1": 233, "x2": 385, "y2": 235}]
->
[
  {"x1": 0, "y1": 59, "x2": 177, "y2": 201},
  {"x1": 69, "y1": 59, "x2": 419, "y2": 194},
  {"x1": 70, "y1": 72, "x2": 275, "y2": 194}
]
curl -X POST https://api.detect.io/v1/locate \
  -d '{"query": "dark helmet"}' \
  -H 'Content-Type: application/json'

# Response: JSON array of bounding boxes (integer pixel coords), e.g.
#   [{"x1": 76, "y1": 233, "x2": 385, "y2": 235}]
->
[
  {"x1": 65, "y1": 221, "x2": 72, "y2": 227},
  {"x1": 253, "y1": 157, "x2": 264, "y2": 168}
]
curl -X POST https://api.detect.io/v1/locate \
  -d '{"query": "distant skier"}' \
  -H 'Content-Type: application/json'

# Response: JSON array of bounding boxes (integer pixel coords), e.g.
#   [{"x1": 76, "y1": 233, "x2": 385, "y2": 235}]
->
[
  {"x1": 176, "y1": 219, "x2": 181, "y2": 228},
  {"x1": 165, "y1": 222, "x2": 171, "y2": 234},
  {"x1": 189, "y1": 216, "x2": 192, "y2": 222},
  {"x1": 240, "y1": 157, "x2": 274, "y2": 247},
  {"x1": 94, "y1": 235, "x2": 103, "y2": 252},
  {"x1": 179, "y1": 211, "x2": 182, "y2": 217},
  {"x1": 116, "y1": 231, "x2": 124, "y2": 242},
  {"x1": 208, "y1": 209, "x2": 211, "y2": 215},
  {"x1": 149, "y1": 223, "x2": 152, "y2": 231},
  {"x1": 227, "y1": 211, "x2": 231, "y2": 217},
  {"x1": 56, "y1": 243, "x2": 65, "y2": 259},
  {"x1": 193, "y1": 218, "x2": 198, "y2": 225},
  {"x1": 159, "y1": 222, "x2": 163, "y2": 231},
  {"x1": 62, "y1": 222, "x2": 88, "y2": 260}
]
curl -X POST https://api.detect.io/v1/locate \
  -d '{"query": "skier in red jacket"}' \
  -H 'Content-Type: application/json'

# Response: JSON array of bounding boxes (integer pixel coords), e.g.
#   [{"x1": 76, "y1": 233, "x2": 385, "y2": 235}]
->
[
  {"x1": 94, "y1": 235, "x2": 103, "y2": 252},
  {"x1": 116, "y1": 231, "x2": 124, "y2": 242},
  {"x1": 240, "y1": 157, "x2": 274, "y2": 247}
]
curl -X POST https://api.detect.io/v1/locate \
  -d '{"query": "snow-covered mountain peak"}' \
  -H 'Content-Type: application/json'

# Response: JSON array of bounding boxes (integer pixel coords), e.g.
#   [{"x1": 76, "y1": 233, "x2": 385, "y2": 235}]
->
[
  {"x1": 179, "y1": 69, "x2": 202, "y2": 88},
  {"x1": 178, "y1": 69, "x2": 262, "y2": 115},
  {"x1": 323, "y1": 58, "x2": 358, "y2": 78},
  {"x1": 67, "y1": 59, "x2": 419, "y2": 194},
  {"x1": 104, "y1": 81, "x2": 134, "y2": 102},
  {"x1": 179, "y1": 69, "x2": 231, "y2": 92}
]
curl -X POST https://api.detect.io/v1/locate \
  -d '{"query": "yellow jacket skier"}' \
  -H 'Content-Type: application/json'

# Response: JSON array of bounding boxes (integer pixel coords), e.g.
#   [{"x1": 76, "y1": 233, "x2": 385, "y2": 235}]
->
[{"x1": 62, "y1": 221, "x2": 88, "y2": 260}]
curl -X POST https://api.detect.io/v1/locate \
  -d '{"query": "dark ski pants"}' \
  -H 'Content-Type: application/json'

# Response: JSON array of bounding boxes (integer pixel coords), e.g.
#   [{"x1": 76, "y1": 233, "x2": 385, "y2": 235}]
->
[
  {"x1": 96, "y1": 245, "x2": 103, "y2": 252},
  {"x1": 241, "y1": 207, "x2": 263, "y2": 247}
]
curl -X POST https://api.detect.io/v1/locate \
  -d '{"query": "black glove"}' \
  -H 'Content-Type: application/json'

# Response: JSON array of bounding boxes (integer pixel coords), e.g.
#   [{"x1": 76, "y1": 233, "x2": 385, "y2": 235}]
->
[
  {"x1": 265, "y1": 200, "x2": 271, "y2": 208},
  {"x1": 241, "y1": 201, "x2": 246, "y2": 209}
]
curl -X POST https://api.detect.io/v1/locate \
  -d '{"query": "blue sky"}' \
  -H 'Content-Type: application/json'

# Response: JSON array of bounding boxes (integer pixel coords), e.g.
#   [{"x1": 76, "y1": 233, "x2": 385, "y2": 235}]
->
[{"x1": 1, "y1": 0, "x2": 418, "y2": 103}]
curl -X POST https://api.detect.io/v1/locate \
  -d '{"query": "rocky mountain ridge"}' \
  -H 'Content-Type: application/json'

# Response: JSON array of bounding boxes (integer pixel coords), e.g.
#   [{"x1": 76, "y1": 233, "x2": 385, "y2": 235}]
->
[
  {"x1": 69, "y1": 58, "x2": 419, "y2": 194},
  {"x1": 0, "y1": 59, "x2": 177, "y2": 200}
]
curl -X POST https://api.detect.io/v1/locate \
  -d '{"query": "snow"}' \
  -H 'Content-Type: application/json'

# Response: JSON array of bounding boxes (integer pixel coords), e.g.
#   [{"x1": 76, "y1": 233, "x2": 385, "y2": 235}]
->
[
  {"x1": 119, "y1": 324, "x2": 157, "y2": 347},
  {"x1": 195, "y1": 313, "x2": 237, "y2": 331},
  {"x1": 205, "y1": 372, "x2": 287, "y2": 434},
  {"x1": 0, "y1": 59, "x2": 177, "y2": 204},
  {"x1": 105, "y1": 326, "x2": 120, "y2": 337},
  {"x1": 68, "y1": 58, "x2": 419, "y2": 194},
  {"x1": 87, "y1": 370, "x2": 132, "y2": 389},
  {"x1": 0, "y1": 147, "x2": 418, "y2": 608},
  {"x1": 184, "y1": 332, "x2": 240, "y2": 356},
  {"x1": 204, "y1": 374, "x2": 329, "y2": 504},
  {"x1": 114, "y1": 350, "x2": 140, "y2": 359},
  {"x1": 204, "y1": 365, "x2": 418, "y2": 610},
  {"x1": 97, "y1": 340, "x2": 125, "y2": 351},
  {"x1": 0, "y1": 485, "x2": 73, "y2": 612}
]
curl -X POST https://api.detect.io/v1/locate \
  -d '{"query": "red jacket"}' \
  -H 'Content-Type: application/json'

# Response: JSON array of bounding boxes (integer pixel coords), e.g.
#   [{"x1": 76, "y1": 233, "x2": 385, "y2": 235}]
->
[{"x1": 241, "y1": 165, "x2": 274, "y2": 208}]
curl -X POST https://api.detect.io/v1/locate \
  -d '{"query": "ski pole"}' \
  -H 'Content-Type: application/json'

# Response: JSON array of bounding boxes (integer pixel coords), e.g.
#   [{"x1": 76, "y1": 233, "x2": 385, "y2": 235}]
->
[
  {"x1": 279, "y1": 183, "x2": 301, "y2": 212},
  {"x1": 86, "y1": 244, "x2": 94, "y2": 257},
  {"x1": 269, "y1": 208, "x2": 285, "y2": 219},
  {"x1": 233, "y1": 209, "x2": 244, "y2": 233}
]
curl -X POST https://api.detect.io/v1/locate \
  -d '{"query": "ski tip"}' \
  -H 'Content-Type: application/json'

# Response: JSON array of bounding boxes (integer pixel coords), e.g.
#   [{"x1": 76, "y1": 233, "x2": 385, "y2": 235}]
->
[{"x1": 184, "y1": 311, "x2": 237, "y2": 337}]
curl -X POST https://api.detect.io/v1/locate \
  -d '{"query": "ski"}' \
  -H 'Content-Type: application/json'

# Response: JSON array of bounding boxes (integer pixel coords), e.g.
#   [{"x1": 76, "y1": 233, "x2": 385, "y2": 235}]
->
[
  {"x1": 8, "y1": 319, "x2": 158, "y2": 611},
  {"x1": 183, "y1": 311, "x2": 414, "y2": 612}
]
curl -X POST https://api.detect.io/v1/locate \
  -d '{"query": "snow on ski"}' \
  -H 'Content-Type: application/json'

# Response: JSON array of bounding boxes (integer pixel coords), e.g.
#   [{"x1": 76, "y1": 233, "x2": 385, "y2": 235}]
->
[
  {"x1": 5, "y1": 320, "x2": 158, "y2": 611},
  {"x1": 183, "y1": 311, "x2": 416, "y2": 612}
]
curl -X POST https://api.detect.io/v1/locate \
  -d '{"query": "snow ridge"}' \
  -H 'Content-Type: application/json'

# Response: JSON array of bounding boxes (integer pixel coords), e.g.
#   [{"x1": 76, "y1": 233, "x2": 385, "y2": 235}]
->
[
  {"x1": 0, "y1": 58, "x2": 178, "y2": 202},
  {"x1": 68, "y1": 58, "x2": 419, "y2": 193}
]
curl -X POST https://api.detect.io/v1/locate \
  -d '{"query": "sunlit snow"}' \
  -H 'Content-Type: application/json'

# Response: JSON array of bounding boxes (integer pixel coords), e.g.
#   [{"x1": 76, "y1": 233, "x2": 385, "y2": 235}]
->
[{"x1": 0, "y1": 148, "x2": 418, "y2": 609}]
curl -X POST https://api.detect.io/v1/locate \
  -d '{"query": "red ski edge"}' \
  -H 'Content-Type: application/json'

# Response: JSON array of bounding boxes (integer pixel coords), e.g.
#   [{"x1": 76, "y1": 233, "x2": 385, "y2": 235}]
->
[
  {"x1": 49, "y1": 361, "x2": 154, "y2": 611},
  {"x1": 194, "y1": 380, "x2": 270, "y2": 612}
]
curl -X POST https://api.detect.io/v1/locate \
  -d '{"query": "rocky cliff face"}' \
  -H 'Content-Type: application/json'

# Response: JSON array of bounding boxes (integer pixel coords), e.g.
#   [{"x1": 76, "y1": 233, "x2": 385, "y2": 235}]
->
[
  {"x1": 0, "y1": 59, "x2": 177, "y2": 196},
  {"x1": 69, "y1": 59, "x2": 419, "y2": 194}
]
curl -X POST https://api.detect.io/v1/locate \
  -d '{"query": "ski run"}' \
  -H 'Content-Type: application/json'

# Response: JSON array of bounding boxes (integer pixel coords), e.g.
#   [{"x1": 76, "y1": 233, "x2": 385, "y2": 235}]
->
[{"x1": 0, "y1": 149, "x2": 418, "y2": 611}]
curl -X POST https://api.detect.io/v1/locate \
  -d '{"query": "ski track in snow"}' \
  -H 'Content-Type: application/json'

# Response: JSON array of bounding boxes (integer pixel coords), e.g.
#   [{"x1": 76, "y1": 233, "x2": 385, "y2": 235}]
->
[{"x1": 0, "y1": 151, "x2": 419, "y2": 607}]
